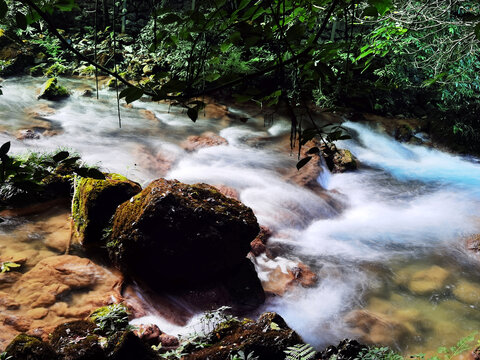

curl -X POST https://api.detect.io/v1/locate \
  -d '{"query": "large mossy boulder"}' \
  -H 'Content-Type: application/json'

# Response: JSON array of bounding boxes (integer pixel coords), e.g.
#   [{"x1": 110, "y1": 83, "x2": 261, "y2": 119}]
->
[
  {"x1": 4, "y1": 334, "x2": 58, "y2": 360},
  {"x1": 72, "y1": 174, "x2": 142, "y2": 248},
  {"x1": 186, "y1": 312, "x2": 304, "y2": 360},
  {"x1": 37, "y1": 77, "x2": 69, "y2": 100},
  {"x1": 108, "y1": 179, "x2": 260, "y2": 288}
]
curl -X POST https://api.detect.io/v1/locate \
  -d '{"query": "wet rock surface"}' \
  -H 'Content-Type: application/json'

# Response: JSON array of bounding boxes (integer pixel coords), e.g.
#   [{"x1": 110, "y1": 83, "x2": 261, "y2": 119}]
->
[
  {"x1": 71, "y1": 173, "x2": 142, "y2": 248},
  {"x1": 181, "y1": 131, "x2": 228, "y2": 152},
  {"x1": 185, "y1": 312, "x2": 303, "y2": 360},
  {"x1": 37, "y1": 77, "x2": 69, "y2": 100},
  {"x1": 0, "y1": 255, "x2": 123, "y2": 349},
  {"x1": 108, "y1": 178, "x2": 261, "y2": 291},
  {"x1": 4, "y1": 334, "x2": 58, "y2": 360}
]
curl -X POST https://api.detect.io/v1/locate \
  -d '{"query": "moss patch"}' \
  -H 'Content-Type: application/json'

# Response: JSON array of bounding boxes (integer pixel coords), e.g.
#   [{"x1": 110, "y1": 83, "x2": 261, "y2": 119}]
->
[
  {"x1": 71, "y1": 173, "x2": 141, "y2": 248},
  {"x1": 37, "y1": 77, "x2": 69, "y2": 100},
  {"x1": 5, "y1": 333, "x2": 58, "y2": 360}
]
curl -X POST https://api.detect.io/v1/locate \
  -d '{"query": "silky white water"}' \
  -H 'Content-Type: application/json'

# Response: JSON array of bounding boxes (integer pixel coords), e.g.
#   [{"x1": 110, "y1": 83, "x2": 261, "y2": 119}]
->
[{"x1": 1, "y1": 76, "x2": 480, "y2": 353}]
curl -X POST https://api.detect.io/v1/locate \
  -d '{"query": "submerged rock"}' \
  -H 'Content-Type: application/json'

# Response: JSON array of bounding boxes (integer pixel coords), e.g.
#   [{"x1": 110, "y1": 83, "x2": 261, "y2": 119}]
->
[
  {"x1": 4, "y1": 334, "x2": 57, "y2": 360},
  {"x1": 181, "y1": 131, "x2": 228, "y2": 152},
  {"x1": 0, "y1": 255, "x2": 123, "y2": 348},
  {"x1": 453, "y1": 280, "x2": 480, "y2": 306},
  {"x1": 345, "y1": 309, "x2": 414, "y2": 347},
  {"x1": 394, "y1": 265, "x2": 452, "y2": 296},
  {"x1": 186, "y1": 312, "x2": 303, "y2": 360},
  {"x1": 71, "y1": 174, "x2": 141, "y2": 248},
  {"x1": 37, "y1": 77, "x2": 69, "y2": 100},
  {"x1": 108, "y1": 178, "x2": 260, "y2": 290}
]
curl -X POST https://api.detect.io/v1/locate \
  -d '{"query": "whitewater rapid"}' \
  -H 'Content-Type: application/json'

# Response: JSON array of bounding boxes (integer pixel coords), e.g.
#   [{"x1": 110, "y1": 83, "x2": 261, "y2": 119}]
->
[{"x1": 1, "y1": 76, "x2": 480, "y2": 353}]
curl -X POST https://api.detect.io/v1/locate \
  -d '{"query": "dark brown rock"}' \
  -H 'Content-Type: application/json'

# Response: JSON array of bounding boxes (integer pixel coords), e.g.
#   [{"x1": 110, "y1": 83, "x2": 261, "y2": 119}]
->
[
  {"x1": 133, "y1": 324, "x2": 161, "y2": 346},
  {"x1": 108, "y1": 179, "x2": 260, "y2": 289},
  {"x1": 50, "y1": 320, "x2": 105, "y2": 360},
  {"x1": 250, "y1": 225, "x2": 272, "y2": 256}
]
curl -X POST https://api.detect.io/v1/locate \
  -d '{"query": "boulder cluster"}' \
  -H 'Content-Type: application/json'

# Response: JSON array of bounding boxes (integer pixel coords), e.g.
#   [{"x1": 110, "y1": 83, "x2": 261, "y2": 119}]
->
[{"x1": 72, "y1": 175, "x2": 265, "y2": 309}]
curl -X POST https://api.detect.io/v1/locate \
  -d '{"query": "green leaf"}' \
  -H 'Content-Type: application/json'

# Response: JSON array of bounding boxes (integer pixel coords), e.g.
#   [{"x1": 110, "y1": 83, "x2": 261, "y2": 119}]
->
[
  {"x1": 0, "y1": 0, "x2": 7, "y2": 19},
  {"x1": 0, "y1": 141, "x2": 10, "y2": 157},
  {"x1": 229, "y1": 31, "x2": 242, "y2": 45},
  {"x1": 119, "y1": 87, "x2": 144, "y2": 104},
  {"x1": 187, "y1": 107, "x2": 198, "y2": 122},
  {"x1": 237, "y1": 0, "x2": 251, "y2": 11},
  {"x1": 54, "y1": 0, "x2": 78, "y2": 11},
  {"x1": 306, "y1": 147, "x2": 320, "y2": 155},
  {"x1": 159, "y1": 13, "x2": 182, "y2": 25},
  {"x1": 26, "y1": 11, "x2": 41, "y2": 25},
  {"x1": 362, "y1": 6, "x2": 378, "y2": 17},
  {"x1": 87, "y1": 168, "x2": 106, "y2": 180},
  {"x1": 270, "y1": 322, "x2": 281, "y2": 331},
  {"x1": 52, "y1": 151, "x2": 69, "y2": 163},
  {"x1": 220, "y1": 42, "x2": 233, "y2": 53},
  {"x1": 475, "y1": 23, "x2": 480, "y2": 41},
  {"x1": 296, "y1": 156, "x2": 312, "y2": 170},
  {"x1": 60, "y1": 156, "x2": 81, "y2": 166},
  {"x1": 16, "y1": 12, "x2": 27, "y2": 30},
  {"x1": 205, "y1": 73, "x2": 221, "y2": 82},
  {"x1": 368, "y1": 0, "x2": 392, "y2": 15},
  {"x1": 233, "y1": 94, "x2": 253, "y2": 103}
]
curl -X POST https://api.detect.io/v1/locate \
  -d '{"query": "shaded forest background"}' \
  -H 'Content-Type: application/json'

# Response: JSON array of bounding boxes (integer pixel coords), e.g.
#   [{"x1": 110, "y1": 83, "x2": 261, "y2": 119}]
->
[{"x1": 0, "y1": 0, "x2": 479, "y2": 154}]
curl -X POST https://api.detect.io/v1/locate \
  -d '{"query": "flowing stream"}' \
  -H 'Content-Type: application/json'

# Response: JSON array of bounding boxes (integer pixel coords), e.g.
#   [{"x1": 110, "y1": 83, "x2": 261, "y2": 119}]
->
[{"x1": 1, "y1": 76, "x2": 480, "y2": 354}]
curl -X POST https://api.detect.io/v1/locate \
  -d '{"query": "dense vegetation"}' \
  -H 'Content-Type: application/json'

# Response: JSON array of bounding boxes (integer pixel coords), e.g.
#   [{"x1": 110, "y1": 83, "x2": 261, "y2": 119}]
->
[{"x1": 0, "y1": 0, "x2": 479, "y2": 154}]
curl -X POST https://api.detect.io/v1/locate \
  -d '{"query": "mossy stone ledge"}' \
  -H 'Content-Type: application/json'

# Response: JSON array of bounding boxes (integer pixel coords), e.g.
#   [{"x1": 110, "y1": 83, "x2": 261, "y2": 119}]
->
[
  {"x1": 37, "y1": 77, "x2": 70, "y2": 100},
  {"x1": 71, "y1": 173, "x2": 142, "y2": 249}
]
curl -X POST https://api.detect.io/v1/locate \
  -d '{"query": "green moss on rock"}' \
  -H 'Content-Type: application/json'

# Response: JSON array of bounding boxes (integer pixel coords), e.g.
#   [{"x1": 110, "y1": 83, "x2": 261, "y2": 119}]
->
[
  {"x1": 185, "y1": 312, "x2": 303, "y2": 360},
  {"x1": 50, "y1": 320, "x2": 106, "y2": 360},
  {"x1": 71, "y1": 173, "x2": 142, "y2": 248},
  {"x1": 108, "y1": 178, "x2": 260, "y2": 288},
  {"x1": 37, "y1": 77, "x2": 69, "y2": 100},
  {"x1": 5, "y1": 333, "x2": 58, "y2": 360}
]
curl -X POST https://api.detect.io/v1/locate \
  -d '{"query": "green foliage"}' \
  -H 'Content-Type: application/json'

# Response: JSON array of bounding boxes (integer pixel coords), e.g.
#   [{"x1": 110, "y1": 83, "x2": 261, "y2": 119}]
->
[
  {"x1": 357, "y1": 347, "x2": 403, "y2": 360},
  {"x1": 197, "y1": 305, "x2": 234, "y2": 335},
  {"x1": 229, "y1": 350, "x2": 259, "y2": 360},
  {"x1": 0, "y1": 352, "x2": 12, "y2": 360},
  {"x1": 0, "y1": 142, "x2": 105, "y2": 207},
  {"x1": 44, "y1": 62, "x2": 68, "y2": 76},
  {"x1": 0, "y1": 261, "x2": 21, "y2": 273},
  {"x1": 284, "y1": 343, "x2": 317, "y2": 360},
  {"x1": 90, "y1": 303, "x2": 130, "y2": 337}
]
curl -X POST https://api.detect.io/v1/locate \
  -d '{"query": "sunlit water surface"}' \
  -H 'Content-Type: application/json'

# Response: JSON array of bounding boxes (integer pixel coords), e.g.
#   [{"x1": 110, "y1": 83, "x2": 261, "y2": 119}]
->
[{"x1": 1, "y1": 76, "x2": 480, "y2": 354}]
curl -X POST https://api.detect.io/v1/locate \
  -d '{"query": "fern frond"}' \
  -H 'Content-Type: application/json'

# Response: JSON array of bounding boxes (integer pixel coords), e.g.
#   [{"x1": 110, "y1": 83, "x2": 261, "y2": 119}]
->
[{"x1": 284, "y1": 343, "x2": 317, "y2": 360}]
